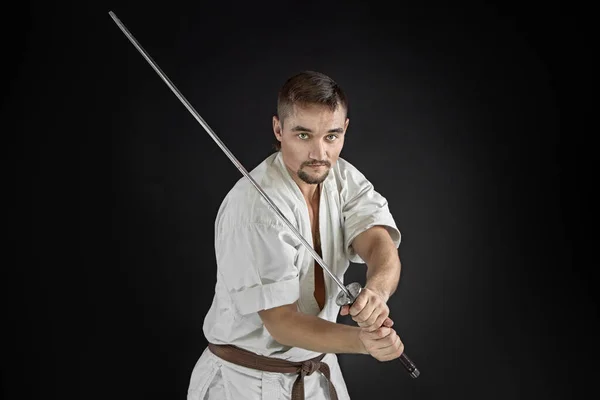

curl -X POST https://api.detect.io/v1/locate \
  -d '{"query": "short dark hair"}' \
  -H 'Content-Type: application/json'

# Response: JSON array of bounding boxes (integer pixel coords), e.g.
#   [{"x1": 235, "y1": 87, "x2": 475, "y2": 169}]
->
[{"x1": 273, "y1": 71, "x2": 348, "y2": 151}]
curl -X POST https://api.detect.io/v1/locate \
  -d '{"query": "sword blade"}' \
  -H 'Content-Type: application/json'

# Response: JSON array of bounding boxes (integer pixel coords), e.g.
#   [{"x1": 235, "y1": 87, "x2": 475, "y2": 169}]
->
[{"x1": 108, "y1": 11, "x2": 352, "y2": 300}]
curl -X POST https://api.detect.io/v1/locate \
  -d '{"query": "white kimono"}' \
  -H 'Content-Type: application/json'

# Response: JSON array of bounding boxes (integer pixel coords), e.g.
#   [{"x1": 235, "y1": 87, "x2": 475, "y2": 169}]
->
[{"x1": 187, "y1": 151, "x2": 401, "y2": 399}]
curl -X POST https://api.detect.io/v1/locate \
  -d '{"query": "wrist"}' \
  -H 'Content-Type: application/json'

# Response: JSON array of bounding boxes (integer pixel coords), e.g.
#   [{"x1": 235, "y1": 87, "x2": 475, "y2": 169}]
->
[
  {"x1": 354, "y1": 327, "x2": 368, "y2": 354},
  {"x1": 364, "y1": 285, "x2": 390, "y2": 302}
]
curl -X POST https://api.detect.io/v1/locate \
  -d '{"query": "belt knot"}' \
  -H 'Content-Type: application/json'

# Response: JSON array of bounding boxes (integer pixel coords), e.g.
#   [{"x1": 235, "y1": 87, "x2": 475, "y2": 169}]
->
[{"x1": 301, "y1": 360, "x2": 320, "y2": 376}]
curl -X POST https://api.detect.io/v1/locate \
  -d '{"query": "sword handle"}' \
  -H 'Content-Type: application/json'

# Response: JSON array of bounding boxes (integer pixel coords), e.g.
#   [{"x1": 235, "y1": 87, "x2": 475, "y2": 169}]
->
[
  {"x1": 336, "y1": 282, "x2": 420, "y2": 378},
  {"x1": 398, "y1": 352, "x2": 420, "y2": 378}
]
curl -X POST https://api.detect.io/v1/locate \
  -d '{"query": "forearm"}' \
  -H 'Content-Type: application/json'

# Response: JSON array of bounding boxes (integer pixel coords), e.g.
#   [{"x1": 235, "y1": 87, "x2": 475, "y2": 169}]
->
[
  {"x1": 364, "y1": 238, "x2": 401, "y2": 301},
  {"x1": 265, "y1": 309, "x2": 367, "y2": 355}
]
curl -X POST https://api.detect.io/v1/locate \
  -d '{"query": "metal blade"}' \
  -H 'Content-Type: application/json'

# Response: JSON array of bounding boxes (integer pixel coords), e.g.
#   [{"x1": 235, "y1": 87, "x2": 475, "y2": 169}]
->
[{"x1": 108, "y1": 11, "x2": 352, "y2": 300}]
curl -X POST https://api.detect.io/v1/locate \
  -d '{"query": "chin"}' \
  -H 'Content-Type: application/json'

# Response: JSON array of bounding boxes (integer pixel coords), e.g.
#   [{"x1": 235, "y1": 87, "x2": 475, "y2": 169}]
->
[{"x1": 304, "y1": 171, "x2": 330, "y2": 185}]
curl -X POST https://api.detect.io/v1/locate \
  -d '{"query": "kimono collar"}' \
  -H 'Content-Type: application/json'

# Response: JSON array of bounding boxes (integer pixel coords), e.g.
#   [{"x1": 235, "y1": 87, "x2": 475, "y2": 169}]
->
[{"x1": 273, "y1": 151, "x2": 335, "y2": 204}]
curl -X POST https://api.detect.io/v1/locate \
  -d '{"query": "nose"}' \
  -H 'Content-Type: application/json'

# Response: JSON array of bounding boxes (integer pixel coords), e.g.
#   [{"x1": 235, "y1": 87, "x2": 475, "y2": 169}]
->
[{"x1": 309, "y1": 141, "x2": 327, "y2": 161}]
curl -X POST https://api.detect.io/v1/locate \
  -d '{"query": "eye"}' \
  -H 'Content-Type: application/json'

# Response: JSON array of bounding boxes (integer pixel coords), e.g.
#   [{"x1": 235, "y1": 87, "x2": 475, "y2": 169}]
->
[
  {"x1": 326, "y1": 134, "x2": 338, "y2": 141},
  {"x1": 298, "y1": 133, "x2": 309, "y2": 140}
]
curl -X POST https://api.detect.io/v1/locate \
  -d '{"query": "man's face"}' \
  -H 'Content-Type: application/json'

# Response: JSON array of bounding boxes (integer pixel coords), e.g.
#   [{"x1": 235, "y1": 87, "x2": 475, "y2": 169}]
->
[{"x1": 273, "y1": 104, "x2": 349, "y2": 186}]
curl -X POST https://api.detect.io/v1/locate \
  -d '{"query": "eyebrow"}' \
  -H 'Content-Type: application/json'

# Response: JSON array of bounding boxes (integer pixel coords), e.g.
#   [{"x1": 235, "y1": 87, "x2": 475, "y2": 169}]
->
[{"x1": 291, "y1": 125, "x2": 344, "y2": 134}]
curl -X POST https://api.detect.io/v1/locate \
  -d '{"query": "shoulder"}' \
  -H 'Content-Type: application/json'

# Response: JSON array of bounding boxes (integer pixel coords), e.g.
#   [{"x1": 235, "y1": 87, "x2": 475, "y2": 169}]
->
[
  {"x1": 215, "y1": 153, "x2": 296, "y2": 231},
  {"x1": 331, "y1": 156, "x2": 372, "y2": 196},
  {"x1": 333, "y1": 157, "x2": 367, "y2": 180}
]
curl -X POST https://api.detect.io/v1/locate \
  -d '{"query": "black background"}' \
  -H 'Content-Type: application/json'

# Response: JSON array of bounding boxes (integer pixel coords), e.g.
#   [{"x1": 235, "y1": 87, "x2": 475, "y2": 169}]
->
[{"x1": 4, "y1": 1, "x2": 596, "y2": 399}]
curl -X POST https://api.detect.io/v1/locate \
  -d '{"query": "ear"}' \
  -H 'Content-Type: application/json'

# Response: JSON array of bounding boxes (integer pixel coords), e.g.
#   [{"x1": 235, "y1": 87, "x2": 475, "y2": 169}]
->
[
  {"x1": 273, "y1": 115, "x2": 282, "y2": 142},
  {"x1": 344, "y1": 117, "x2": 350, "y2": 132}
]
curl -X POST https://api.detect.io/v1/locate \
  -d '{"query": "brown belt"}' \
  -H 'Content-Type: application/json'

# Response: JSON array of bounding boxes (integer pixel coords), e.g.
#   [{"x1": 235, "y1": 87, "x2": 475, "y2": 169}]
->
[{"x1": 208, "y1": 343, "x2": 339, "y2": 400}]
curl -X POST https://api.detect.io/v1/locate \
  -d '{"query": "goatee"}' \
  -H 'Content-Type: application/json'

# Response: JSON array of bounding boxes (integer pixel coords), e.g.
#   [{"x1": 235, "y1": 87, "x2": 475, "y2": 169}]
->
[{"x1": 297, "y1": 161, "x2": 331, "y2": 184}]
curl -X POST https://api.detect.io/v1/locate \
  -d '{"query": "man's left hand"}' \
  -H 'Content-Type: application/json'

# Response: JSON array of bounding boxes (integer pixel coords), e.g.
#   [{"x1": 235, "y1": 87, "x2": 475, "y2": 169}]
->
[{"x1": 339, "y1": 288, "x2": 393, "y2": 332}]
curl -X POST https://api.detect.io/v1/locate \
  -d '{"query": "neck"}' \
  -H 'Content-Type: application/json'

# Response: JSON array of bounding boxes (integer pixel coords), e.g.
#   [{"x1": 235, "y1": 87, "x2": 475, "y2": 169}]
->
[{"x1": 291, "y1": 174, "x2": 320, "y2": 204}]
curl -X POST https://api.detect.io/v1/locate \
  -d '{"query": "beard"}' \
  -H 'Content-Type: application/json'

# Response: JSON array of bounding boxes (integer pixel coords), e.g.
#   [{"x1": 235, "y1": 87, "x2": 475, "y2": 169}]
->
[{"x1": 297, "y1": 161, "x2": 331, "y2": 184}]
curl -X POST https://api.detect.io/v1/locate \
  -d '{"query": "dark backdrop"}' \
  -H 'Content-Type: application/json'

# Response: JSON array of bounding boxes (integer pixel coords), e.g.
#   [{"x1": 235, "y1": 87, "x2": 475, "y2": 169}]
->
[{"x1": 4, "y1": 1, "x2": 596, "y2": 399}]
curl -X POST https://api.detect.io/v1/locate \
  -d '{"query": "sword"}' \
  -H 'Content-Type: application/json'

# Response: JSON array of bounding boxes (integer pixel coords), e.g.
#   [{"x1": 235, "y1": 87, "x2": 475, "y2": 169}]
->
[{"x1": 108, "y1": 10, "x2": 419, "y2": 378}]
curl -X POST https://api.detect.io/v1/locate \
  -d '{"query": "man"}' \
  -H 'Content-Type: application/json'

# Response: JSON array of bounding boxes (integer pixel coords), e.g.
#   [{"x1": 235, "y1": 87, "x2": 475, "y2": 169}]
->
[{"x1": 187, "y1": 71, "x2": 404, "y2": 399}]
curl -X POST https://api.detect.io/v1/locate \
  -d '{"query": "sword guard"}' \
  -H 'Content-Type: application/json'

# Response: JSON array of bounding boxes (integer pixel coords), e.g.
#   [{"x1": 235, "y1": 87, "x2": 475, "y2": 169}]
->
[{"x1": 335, "y1": 282, "x2": 362, "y2": 306}]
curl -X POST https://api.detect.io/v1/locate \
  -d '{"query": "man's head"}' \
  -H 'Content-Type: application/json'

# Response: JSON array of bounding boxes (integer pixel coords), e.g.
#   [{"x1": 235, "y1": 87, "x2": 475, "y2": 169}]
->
[{"x1": 273, "y1": 71, "x2": 349, "y2": 187}]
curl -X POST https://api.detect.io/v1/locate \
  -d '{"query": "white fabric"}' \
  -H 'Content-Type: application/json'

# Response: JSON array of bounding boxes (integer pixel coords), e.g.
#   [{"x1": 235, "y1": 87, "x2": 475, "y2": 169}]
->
[
  {"x1": 187, "y1": 347, "x2": 349, "y2": 400},
  {"x1": 187, "y1": 151, "x2": 401, "y2": 399}
]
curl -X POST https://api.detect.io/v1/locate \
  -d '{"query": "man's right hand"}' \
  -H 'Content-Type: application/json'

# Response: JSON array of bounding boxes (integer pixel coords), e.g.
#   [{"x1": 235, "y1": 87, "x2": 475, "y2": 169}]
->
[{"x1": 358, "y1": 326, "x2": 404, "y2": 362}]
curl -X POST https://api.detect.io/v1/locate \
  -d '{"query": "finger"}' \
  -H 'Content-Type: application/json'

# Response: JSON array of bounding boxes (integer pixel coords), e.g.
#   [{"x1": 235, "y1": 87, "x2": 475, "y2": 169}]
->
[
  {"x1": 362, "y1": 308, "x2": 382, "y2": 329},
  {"x1": 397, "y1": 336, "x2": 405, "y2": 356},
  {"x1": 370, "y1": 310, "x2": 390, "y2": 331},
  {"x1": 373, "y1": 331, "x2": 400, "y2": 353},
  {"x1": 362, "y1": 314, "x2": 384, "y2": 332},
  {"x1": 373, "y1": 330, "x2": 397, "y2": 350},
  {"x1": 349, "y1": 291, "x2": 370, "y2": 317},
  {"x1": 355, "y1": 304, "x2": 377, "y2": 326},
  {"x1": 353, "y1": 299, "x2": 377, "y2": 324},
  {"x1": 363, "y1": 306, "x2": 389, "y2": 331},
  {"x1": 339, "y1": 305, "x2": 350, "y2": 316},
  {"x1": 364, "y1": 326, "x2": 392, "y2": 341},
  {"x1": 382, "y1": 335, "x2": 404, "y2": 361},
  {"x1": 373, "y1": 345, "x2": 400, "y2": 362},
  {"x1": 360, "y1": 327, "x2": 385, "y2": 342},
  {"x1": 383, "y1": 317, "x2": 394, "y2": 327}
]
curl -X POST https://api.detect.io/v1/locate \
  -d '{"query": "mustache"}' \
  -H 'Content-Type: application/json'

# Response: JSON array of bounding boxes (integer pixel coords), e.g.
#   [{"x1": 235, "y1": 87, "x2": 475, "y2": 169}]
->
[{"x1": 302, "y1": 161, "x2": 330, "y2": 167}]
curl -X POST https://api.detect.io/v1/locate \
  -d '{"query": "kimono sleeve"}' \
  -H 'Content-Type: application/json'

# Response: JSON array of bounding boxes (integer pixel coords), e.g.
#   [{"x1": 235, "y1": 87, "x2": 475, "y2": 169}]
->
[
  {"x1": 341, "y1": 167, "x2": 401, "y2": 263},
  {"x1": 215, "y1": 222, "x2": 300, "y2": 316}
]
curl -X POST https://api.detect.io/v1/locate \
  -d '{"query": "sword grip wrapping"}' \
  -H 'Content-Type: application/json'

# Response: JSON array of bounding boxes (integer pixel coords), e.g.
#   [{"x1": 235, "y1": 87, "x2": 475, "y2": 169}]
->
[{"x1": 398, "y1": 352, "x2": 420, "y2": 378}]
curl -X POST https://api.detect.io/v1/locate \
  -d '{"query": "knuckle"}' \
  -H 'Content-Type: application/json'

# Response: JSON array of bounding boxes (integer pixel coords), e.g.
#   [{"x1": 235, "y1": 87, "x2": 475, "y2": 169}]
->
[
  {"x1": 350, "y1": 301, "x2": 363, "y2": 312},
  {"x1": 351, "y1": 304, "x2": 366, "y2": 316},
  {"x1": 357, "y1": 293, "x2": 368, "y2": 305}
]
